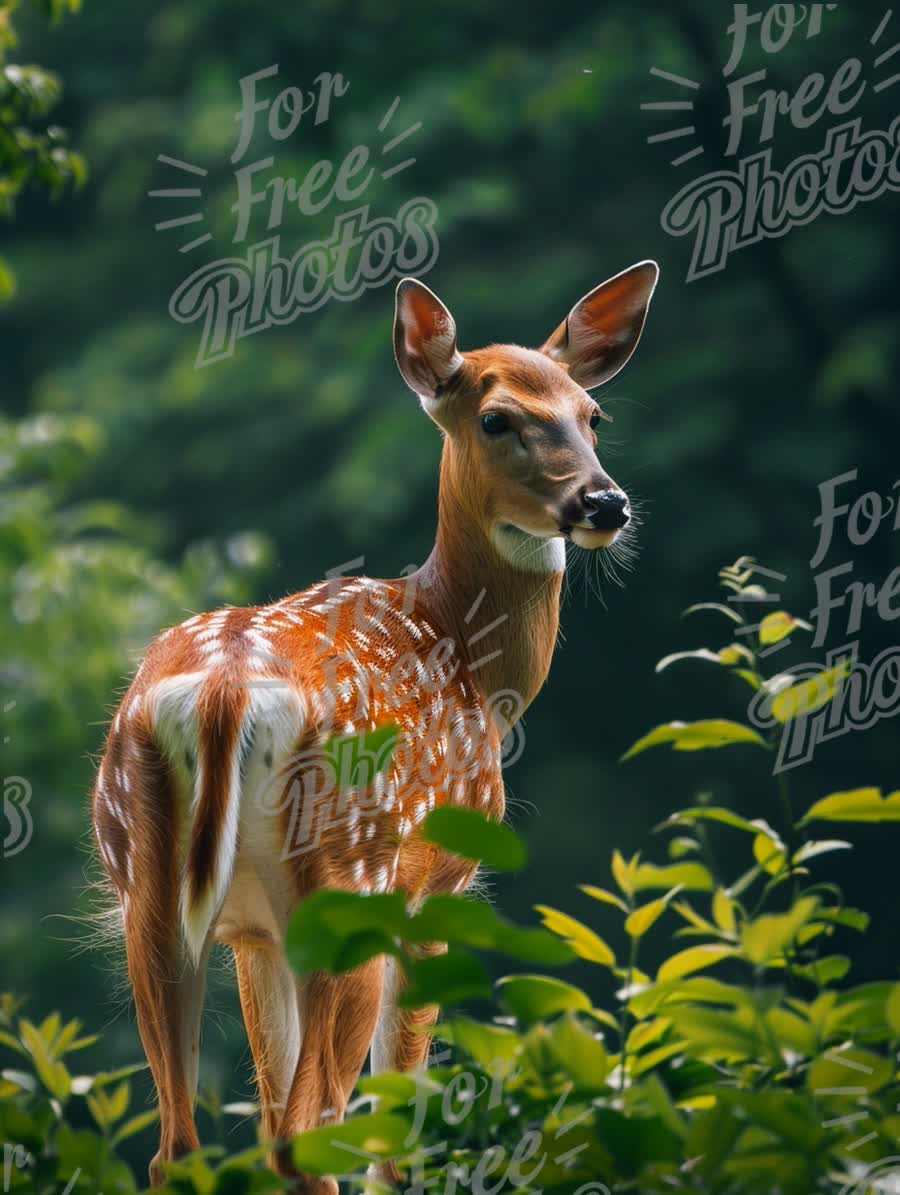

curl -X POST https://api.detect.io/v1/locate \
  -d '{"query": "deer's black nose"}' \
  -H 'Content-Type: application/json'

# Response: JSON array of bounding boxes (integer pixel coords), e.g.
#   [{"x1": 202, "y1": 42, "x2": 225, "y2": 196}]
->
[{"x1": 584, "y1": 490, "x2": 630, "y2": 530}]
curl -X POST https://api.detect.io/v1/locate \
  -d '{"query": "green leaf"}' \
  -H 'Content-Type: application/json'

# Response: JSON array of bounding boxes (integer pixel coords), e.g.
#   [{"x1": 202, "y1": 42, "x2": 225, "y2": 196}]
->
[
  {"x1": 804, "y1": 787, "x2": 900, "y2": 823},
  {"x1": 285, "y1": 891, "x2": 407, "y2": 974},
  {"x1": 741, "y1": 897, "x2": 819, "y2": 965},
  {"x1": 356, "y1": 1072, "x2": 434, "y2": 1111},
  {"x1": 439, "y1": 1016, "x2": 521, "y2": 1068},
  {"x1": 548, "y1": 1013, "x2": 611, "y2": 1091},
  {"x1": 111, "y1": 1108, "x2": 159, "y2": 1146},
  {"x1": 771, "y1": 660, "x2": 853, "y2": 723},
  {"x1": 794, "y1": 956, "x2": 851, "y2": 986},
  {"x1": 19, "y1": 1019, "x2": 71, "y2": 1101},
  {"x1": 808, "y1": 1047, "x2": 892, "y2": 1096},
  {"x1": 535, "y1": 905, "x2": 616, "y2": 964},
  {"x1": 0, "y1": 1030, "x2": 26, "y2": 1056},
  {"x1": 665, "y1": 1006, "x2": 760, "y2": 1063},
  {"x1": 412, "y1": 894, "x2": 574, "y2": 964},
  {"x1": 623, "y1": 720, "x2": 767, "y2": 760},
  {"x1": 625, "y1": 899, "x2": 666, "y2": 938},
  {"x1": 400, "y1": 951, "x2": 490, "y2": 1008},
  {"x1": 0, "y1": 259, "x2": 16, "y2": 302},
  {"x1": 657, "y1": 945, "x2": 738, "y2": 983},
  {"x1": 422, "y1": 807, "x2": 526, "y2": 871},
  {"x1": 497, "y1": 974, "x2": 592, "y2": 1023},
  {"x1": 886, "y1": 984, "x2": 900, "y2": 1035},
  {"x1": 291, "y1": 1112, "x2": 411, "y2": 1175},
  {"x1": 662, "y1": 806, "x2": 759, "y2": 834}
]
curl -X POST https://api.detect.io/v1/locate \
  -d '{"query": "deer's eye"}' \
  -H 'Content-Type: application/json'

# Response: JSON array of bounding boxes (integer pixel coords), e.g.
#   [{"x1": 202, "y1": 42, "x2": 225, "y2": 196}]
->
[{"x1": 481, "y1": 412, "x2": 510, "y2": 435}]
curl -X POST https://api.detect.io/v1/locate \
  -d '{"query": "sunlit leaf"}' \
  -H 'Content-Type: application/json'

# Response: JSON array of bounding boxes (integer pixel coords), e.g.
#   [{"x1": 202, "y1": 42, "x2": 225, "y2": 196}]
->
[
  {"x1": 771, "y1": 660, "x2": 853, "y2": 723},
  {"x1": 579, "y1": 885, "x2": 628, "y2": 913},
  {"x1": 657, "y1": 945, "x2": 738, "y2": 983},
  {"x1": 741, "y1": 898, "x2": 819, "y2": 965},
  {"x1": 758, "y1": 611, "x2": 811, "y2": 646},
  {"x1": 712, "y1": 889, "x2": 736, "y2": 935},
  {"x1": 804, "y1": 787, "x2": 900, "y2": 824},
  {"x1": 535, "y1": 906, "x2": 615, "y2": 965},
  {"x1": 623, "y1": 720, "x2": 767, "y2": 760},
  {"x1": 625, "y1": 899, "x2": 666, "y2": 938},
  {"x1": 633, "y1": 862, "x2": 713, "y2": 893}
]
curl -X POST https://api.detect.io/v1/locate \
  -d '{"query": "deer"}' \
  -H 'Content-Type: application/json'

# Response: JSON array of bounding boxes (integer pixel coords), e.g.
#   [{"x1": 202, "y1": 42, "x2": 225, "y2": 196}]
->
[{"x1": 91, "y1": 260, "x2": 658, "y2": 1192}]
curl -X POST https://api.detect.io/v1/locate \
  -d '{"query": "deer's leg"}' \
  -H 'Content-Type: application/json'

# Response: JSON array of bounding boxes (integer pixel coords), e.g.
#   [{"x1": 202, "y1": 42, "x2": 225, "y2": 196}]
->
[
  {"x1": 232, "y1": 938, "x2": 301, "y2": 1153},
  {"x1": 276, "y1": 956, "x2": 385, "y2": 1194},
  {"x1": 125, "y1": 915, "x2": 210, "y2": 1187},
  {"x1": 101, "y1": 727, "x2": 212, "y2": 1188},
  {"x1": 368, "y1": 944, "x2": 446, "y2": 1189}
]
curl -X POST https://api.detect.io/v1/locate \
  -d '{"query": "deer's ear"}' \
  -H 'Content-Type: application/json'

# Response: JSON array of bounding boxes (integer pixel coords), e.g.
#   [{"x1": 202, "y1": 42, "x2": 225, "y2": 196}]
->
[
  {"x1": 541, "y1": 261, "x2": 659, "y2": 390},
  {"x1": 394, "y1": 278, "x2": 464, "y2": 403}
]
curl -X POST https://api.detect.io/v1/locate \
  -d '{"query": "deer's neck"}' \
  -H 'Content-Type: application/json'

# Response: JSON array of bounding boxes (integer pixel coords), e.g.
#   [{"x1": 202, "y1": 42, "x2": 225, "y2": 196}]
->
[{"x1": 411, "y1": 445, "x2": 565, "y2": 713}]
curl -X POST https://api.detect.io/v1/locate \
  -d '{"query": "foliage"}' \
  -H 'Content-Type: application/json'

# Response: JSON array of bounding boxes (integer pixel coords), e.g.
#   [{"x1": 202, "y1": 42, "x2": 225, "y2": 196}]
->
[
  {"x1": 0, "y1": 0, "x2": 85, "y2": 297},
  {"x1": 2, "y1": 0, "x2": 899, "y2": 1093},
  {"x1": 3, "y1": 561, "x2": 898, "y2": 1193}
]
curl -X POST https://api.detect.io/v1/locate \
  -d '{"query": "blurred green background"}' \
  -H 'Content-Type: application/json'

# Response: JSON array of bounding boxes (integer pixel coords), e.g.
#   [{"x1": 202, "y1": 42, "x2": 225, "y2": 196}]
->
[{"x1": 2, "y1": 0, "x2": 898, "y2": 1146}]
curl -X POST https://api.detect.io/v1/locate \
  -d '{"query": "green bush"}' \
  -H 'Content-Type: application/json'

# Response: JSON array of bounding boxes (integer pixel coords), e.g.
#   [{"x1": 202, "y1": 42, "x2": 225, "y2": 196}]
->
[{"x1": 2, "y1": 559, "x2": 898, "y2": 1193}]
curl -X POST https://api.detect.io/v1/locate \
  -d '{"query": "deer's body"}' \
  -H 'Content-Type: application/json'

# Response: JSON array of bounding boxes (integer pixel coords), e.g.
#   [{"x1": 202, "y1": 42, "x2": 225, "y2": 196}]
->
[{"x1": 92, "y1": 265, "x2": 657, "y2": 1192}]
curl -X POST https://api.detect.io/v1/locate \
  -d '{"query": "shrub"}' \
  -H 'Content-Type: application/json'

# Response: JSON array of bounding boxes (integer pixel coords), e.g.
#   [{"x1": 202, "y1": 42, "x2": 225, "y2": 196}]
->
[{"x1": 2, "y1": 559, "x2": 898, "y2": 1193}]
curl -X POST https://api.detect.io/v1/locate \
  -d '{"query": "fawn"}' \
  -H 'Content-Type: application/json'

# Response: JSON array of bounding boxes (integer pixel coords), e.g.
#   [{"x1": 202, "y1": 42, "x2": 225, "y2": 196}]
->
[{"x1": 92, "y1": 261, "x2": 658, "y2": 1191}]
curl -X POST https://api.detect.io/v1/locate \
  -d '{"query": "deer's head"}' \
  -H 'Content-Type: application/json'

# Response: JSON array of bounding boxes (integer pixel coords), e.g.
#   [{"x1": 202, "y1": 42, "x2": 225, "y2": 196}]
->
[{"x1": 393, "y1": 263, "x2": 658, "y2": 570}]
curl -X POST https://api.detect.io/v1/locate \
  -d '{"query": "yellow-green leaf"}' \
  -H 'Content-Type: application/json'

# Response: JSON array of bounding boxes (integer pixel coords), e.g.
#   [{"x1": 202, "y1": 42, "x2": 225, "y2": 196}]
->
[
  {"x1": 579, "y1": 885, "x2": 628, "y2": 913},
  {"x1": 712, "y1": 889, "x2": 736, "y2": 935},
  {"x1": 626, "y1": 900, "x2": 666, "y2": 938},
  {"x1": 657, "y1": 944, "x2": 738, "y2": 983},
  {"x1": 548, "y1": 1013, "x2": 611, "y2": 1091},
  {"x1": 808, "y1": 1047, "x2": 892, "y2": 1095},
  {"x1": 534, "y1": 906, "x2": 616, "y2": 966},
  {"x1": 804, "y1": 787, "x2": 900, "y2": 824},
  {"x1": 741, "y1": 897, "x2": 819, "y2": 965},
  {"x1": 611, "y1": 849, "x2": 637, "y2": 897},
  {"x1": 718, "y1": 644, "x2": 753, "y2": 666},
  {"x1": 771, "y1": 660, "x2": 852, "y2": 723},
  {"x1": 887, "y1": 984, "x2": 900, "y2": 1035},
  {"x1": 633, "y1": 862, "x2": 713, "y2": 893},
  {"x1": 759, "y1": 611, "x2": 811, "y2": 646},
  {"x1": 623, "y1": 720, "x2": 767, "y2": 760},
  {"x1": 753, "y1": 832, "x2": 786, "y2": 875}
]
